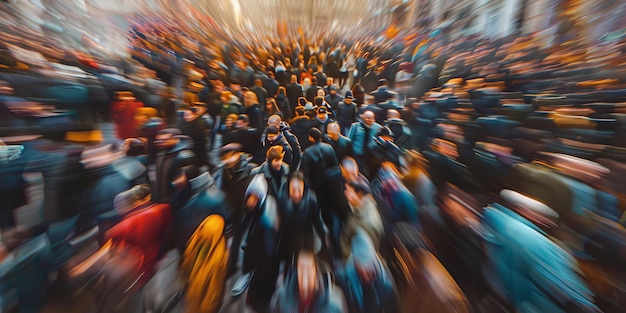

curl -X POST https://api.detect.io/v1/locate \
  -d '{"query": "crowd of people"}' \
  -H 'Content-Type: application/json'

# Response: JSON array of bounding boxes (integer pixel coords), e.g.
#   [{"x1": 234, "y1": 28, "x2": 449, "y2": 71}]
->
[{"x1": 2, "y1": 5, "x2": 626, "y2": 313}]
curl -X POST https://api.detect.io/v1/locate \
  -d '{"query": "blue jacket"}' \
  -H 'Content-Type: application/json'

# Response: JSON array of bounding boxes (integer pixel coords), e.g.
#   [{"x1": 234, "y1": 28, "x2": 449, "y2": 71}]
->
[{"x1": 348, "y1": 120, "x2": 382, "y2": 156}]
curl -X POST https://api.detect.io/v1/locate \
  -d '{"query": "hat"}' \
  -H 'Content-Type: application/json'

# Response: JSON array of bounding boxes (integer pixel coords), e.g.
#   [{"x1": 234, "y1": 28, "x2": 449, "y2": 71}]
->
[
  {"x1": 237, "y1": 114, "x2": 249, "y2": 123},
  {"x1": 219, "y1": 143, "x2": 243, "y2": 157},
  {"x1": 317, "y1": 106, "x2": 327, "y2": 114},
  {"x1": 304, "y1": 102, "x2": 315, "y2": 111},
  {"x1": 266, "y1": 126, "x2": 280, "y2": 135},
  {"x1": 329, "y1": 85, "x2": 337, "y2": 91},
  {"x1": 344, "y1": 90, "x2": 354, "y2": 99}
]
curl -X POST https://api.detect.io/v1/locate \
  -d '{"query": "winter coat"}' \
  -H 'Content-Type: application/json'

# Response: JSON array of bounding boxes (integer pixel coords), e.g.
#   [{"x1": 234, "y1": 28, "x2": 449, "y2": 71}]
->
[
  {"x1": 337, "y1": 101, "x2": 357, "y2": 134},
  {"x1": 324, "y1": 134, "x2": 354, "y2": 162},
  {"x1": 348, "y1": 120, "x2": 382, "y2": 156}
]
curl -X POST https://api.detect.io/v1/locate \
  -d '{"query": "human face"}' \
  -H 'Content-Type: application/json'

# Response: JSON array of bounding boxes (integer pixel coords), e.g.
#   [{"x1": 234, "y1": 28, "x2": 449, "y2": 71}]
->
[
  {"x1": 154, "y1": 134, "x2": 177, "y2": 151},
  {"x1": 326, "y1": 78, "x2": 333, "y2": 86},
  {"x1": 327, "y1": 125, "x2": 339, "y2": 141},
  {"x1": 270, "y1": 157, "x2": 283, "y2": 171},
  {"x1": 289, "y1": 178, "x2": 304, "y2": 204},
  {"x1": 267, "y1": 133, "x2": 279, "y2": 142},
  {"x1": 362, "y1": 112, "x2": 375, "y2": 126}
]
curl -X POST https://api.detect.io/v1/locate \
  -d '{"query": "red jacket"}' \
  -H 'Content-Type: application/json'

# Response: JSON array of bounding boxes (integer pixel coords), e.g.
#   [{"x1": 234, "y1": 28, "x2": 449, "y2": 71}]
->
[
  {"x1": 110, "y1": 100, "x2": 144, "y2": 139},
  {"x1": 103, "y1": 203, "x2": 172, "y2": 287}
]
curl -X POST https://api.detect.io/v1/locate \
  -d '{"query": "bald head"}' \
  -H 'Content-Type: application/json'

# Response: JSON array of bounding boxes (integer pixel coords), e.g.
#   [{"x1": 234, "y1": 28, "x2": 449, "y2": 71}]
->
[
  {"x1": 267, "y1": 114, "x2": 282, "y2": 127},
  {"x1": 291, "y1": 75, "x2": 298, "y2": 83},
  {"x1": 387, "y1": 109, "x2": 401, "y2": 119},
  {"x1": 327, "y1": 122, "x2": 340, "y2": 141},
  {"x1": 361, "y1": 110, "x2": 375, "y2": 127}
]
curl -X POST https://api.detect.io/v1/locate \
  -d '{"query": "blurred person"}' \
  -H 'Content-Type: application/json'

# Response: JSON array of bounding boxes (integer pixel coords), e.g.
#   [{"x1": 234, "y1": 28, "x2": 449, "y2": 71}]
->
[
  {"x1": 264, "y1": 98, "x2": 283, "y2": 123},
  {"x1": 341, "y1": 157, "x2": 372, "y2": 194},
  {"x1": 251, "y1": 78, "x2": 268, "y2": 113},
  {"x1": 236, "y1": 173, "x2": 280, "y2": 312},
  {"x1": 216, "y1": 113, "x2": 240, "y2": 146},
  {"x1": 275, "y1": 86, "x2": 291, "y2": 120},
  {"x1": 340, "y1": 181, "x2": 384, "y2": 258},
  {"x1": 110, "y1": 91, "x2": 144, "y2": 140},
  {"x1": 336, "y1": 228, "x2": 398, "y2": 313},
  {"x1": 325, "y1": 85, "x2": 344, "y2": 112},
  {"x1": 183, "y1": 81, "x2": 203, "y2": 107},
  {"x1": 371, "y1": 78, "x2": 397, "y2": 105},
  {"x1": 324, "y1": 122, "x2": 353, "y2": 162},
  {"x1": 285, "y1": 75, "x2": 304, "y2": 116},
  {"x1": 276, "y1": 171, "x2": 328, "y2": 262},
  {"x1": 270, "y1": 250, "x2": 347, "y2": 313},
  {"x1": 313, "y1": 65, "x2": 327, "y2": 88},
  {"x1": 159, "y1": 87, "x2": 179, "y2": 127},
  {"x1": 181, "y1": 215, "x2": 228, "y2": 313},
  {"x1": 301, "y1": 67, "x2": 314, "y2": 83},
  {"x1": 384, "y1": 109, "x2": 412, "y2": 151},
  {"x1": 337, "y1": 90, "x2": 358, "y2": 135},
  {"x1": 289, "y1": 105, "x2": 314, "y2": 151},
  {"x1": 135, "y1": 107, "x2": 167, "y2": 161},
  {"x1": 302, "y1": 77, "x2": 313, "y2": 95},
  {"x1": 305, "y1": 77, "x2": 323, "y2": 103},
  {"x1": 368, "y1": 126, "x2": 403, "y2": 178},
  {"x1": 243, "y1": 90, "x2": 263, "y2": 130},
  {"x1": 348, "y1": 110, "x2": 382, "y2": 178},
  {"x1": 178, "y1": 104, "x2": 210, "y2": 169},
  {"x1": 263, "y1": 114, "x2": 302, "y2": 169},
  {"x1": 351, "y1": 83, "x2": 366, "y2": 107},
  {"x1": 326, "y1": 57, "x2": 340, "y2": 85},
  {"x1": 152, "y1": 128, "x2": 197, "y2": 206},
  {"x1": 220, "y1": 90, "x2": 242, "y2": 118},
  {"x1": 302, "y1": 128, "x2": 350, "y2": 257},
  {"x1": 323, "y1": 77, "x2": 336, "y2": 95},
  {"x1": 312, "y1": 106, "x2": 334, "y2": 134},
  {"x1": 262, "y1": 71, "x2": 279, "y2": 100},
  {"x1": 263, "y1": 126, "x2": 295, "y2": 174},
  {"x1": 234, "y1": 114, "x2": 264, "y2": 164}
]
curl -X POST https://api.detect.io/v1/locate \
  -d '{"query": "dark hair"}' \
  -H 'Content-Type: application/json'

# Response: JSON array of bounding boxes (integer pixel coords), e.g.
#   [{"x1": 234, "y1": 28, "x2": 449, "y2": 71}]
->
[
  {"x1": 308, "y1": 127, "x2": 322, "y2": 143},
  {"x1": 289, "y1": 170, "x2": 305, "y2": 182},
  {"x1": 237, "y1": 114, "x2": 249, "y2": 123},
  {"x1": 266, "y1": 126, "x2": 280, "y2": 135}
]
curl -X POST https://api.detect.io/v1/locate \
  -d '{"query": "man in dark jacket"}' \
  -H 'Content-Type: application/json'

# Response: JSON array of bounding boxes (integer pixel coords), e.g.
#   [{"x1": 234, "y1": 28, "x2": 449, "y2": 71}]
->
[
  {"x1": 250, "y1": 78, "x2": 268, "y2": 113},
  {"x1": 337, "y1": 91, "x2": 357, "y2": 135},
  {"x1": 153, "y1": 129, "x2": 198, "y2": 209},
  {"x1": 306, "y1": 77, "x2": 323, "y2": 103},
  {"x1": 314, "y1": 66, "x2": 327, "y2": 88},
  {"x1": 276, "y1": 171, "x2": 327, "y2": 261},
  {"x1": 263, "y1": 114, "x2": 302, "y2": 170},
  {"x1": 371, "y1": 79, "x2": 397, "y2": 104},
  {"x1": 324, "y1": 122, "x2": 353, "y2": 162},
  {"x1": 302, "y1": 128, "x2": 350, "y2": 256},
  {"x1": 324, "y1": 85, "x2": 344, "y2": 113},
  {"x1": 312, "y1": 106, "x2": 334, "y2": 134},
  {"x1": 214, "y1": 143, "x2": 257, "y2": 220},
  {"x1": 252, "y1": 145, "x2": 290, "y2": 198},
  {"x1": 285, "y1": 75, "x2": 304, "y2": 116},
  {"x1": 289, "y1": 106, "x2": 314, "y2": 151},
  {"x1": 234, "y1": 114, "x2": 264, "y2": 164},
  {"x1": 384, "y1": 109, "x2": 412, "y2": 151}
]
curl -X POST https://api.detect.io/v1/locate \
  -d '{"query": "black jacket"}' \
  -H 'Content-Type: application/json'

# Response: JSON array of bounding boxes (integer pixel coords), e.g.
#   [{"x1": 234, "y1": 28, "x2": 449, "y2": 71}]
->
[
  {"x1": 306, "y1": 86, "x2": 323, "y2": 103},
  {"x1": 250, "y1": 86, "x2": 269, "y2": 110},
  {"x1": 245, "y1": 104, "x2": 264, "y2": 130},
  {"x1": 324, "y1": 94, "x2": 344, "y2": 112},
  {"x1": 213, "y1": 154, "x2": 257, "y2": 218},
  {"x1": 301, "y1": 142, "x2": 339, "y2": 190},
  {"x1": 277, "y1": 186, "x2": 326, "y2": 256},
  {"x1": 324, "y1": 134, "x2": 354, "y2": 162},
  {"x1": 285, "y1": 83, "x2": 303, "y2": 111},
  {"x1": 251, "y1": 162, "x2": 289, "y2": 197},
  {"x1": 337, "y1": 101, "x2": 357, "y2": 131},
  {"x1": 289, "y1": 116, "x2": 314, "y2": 151}
]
